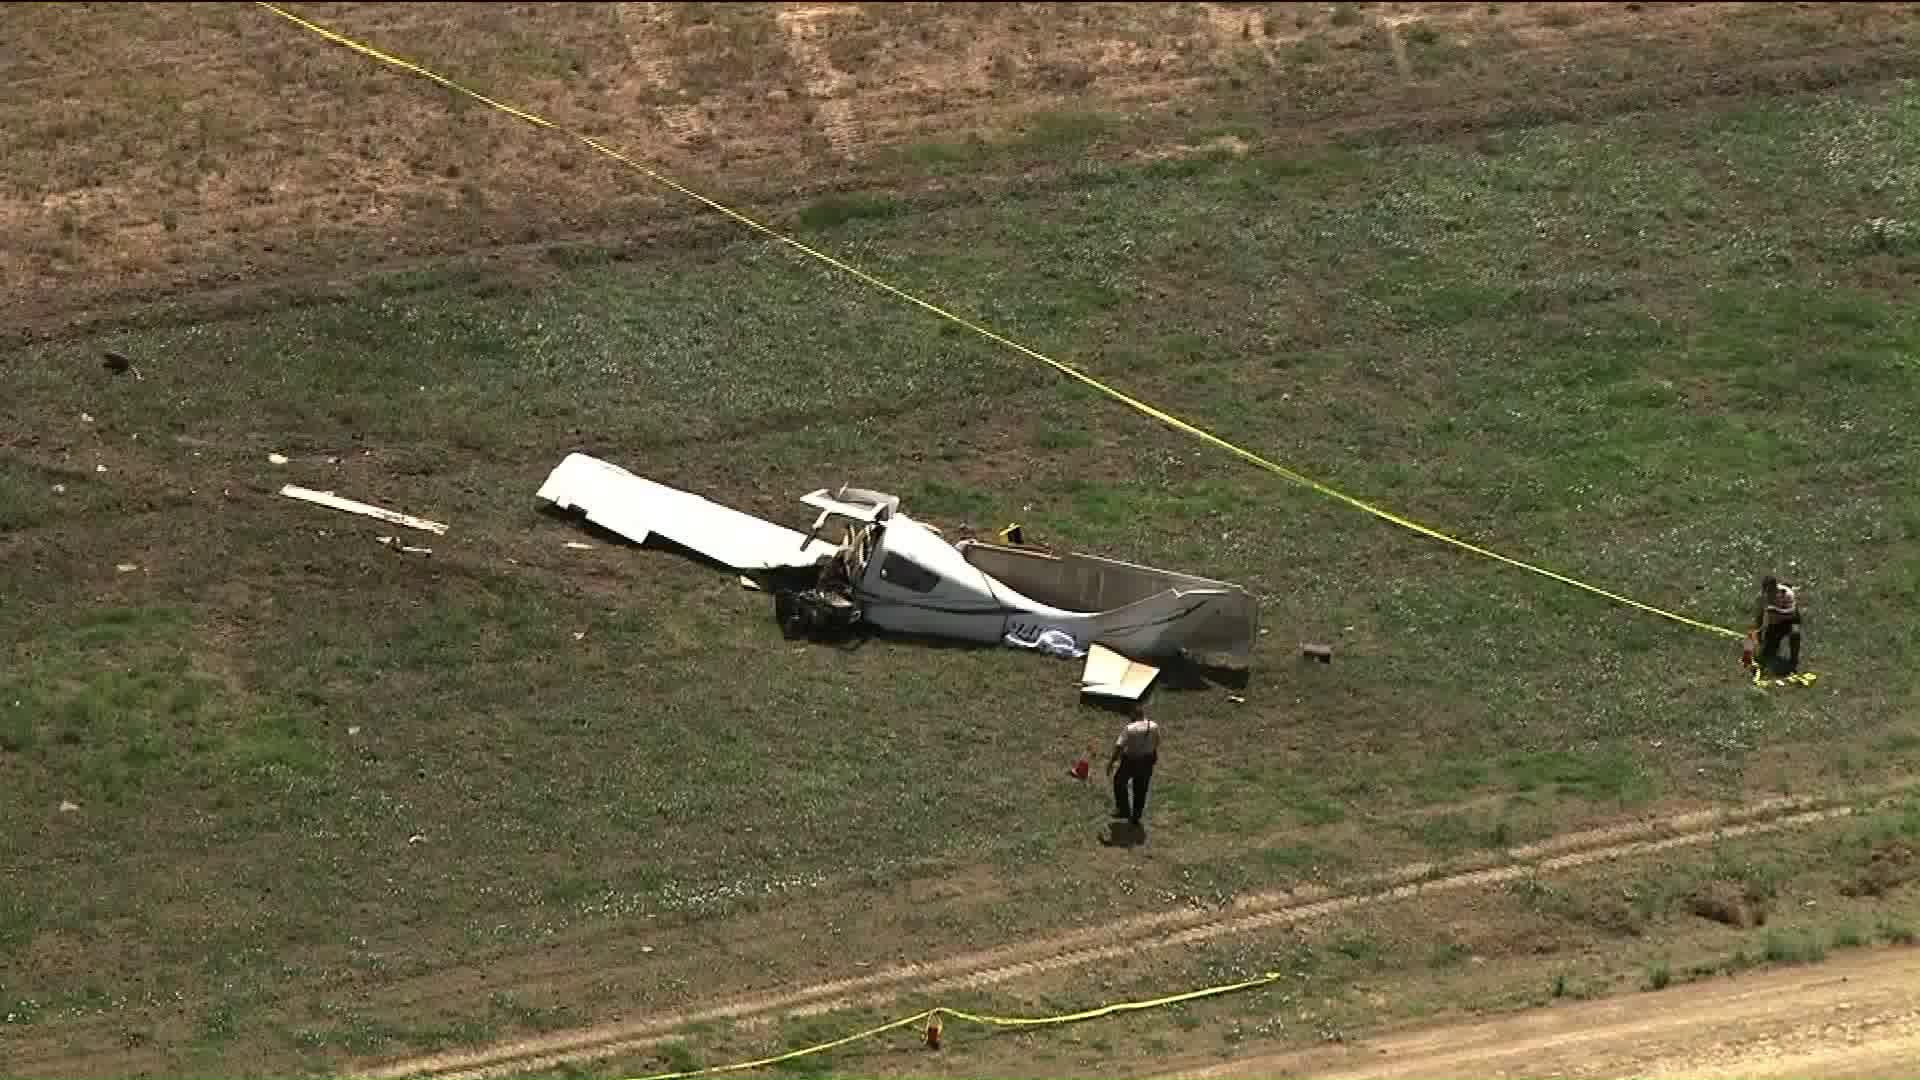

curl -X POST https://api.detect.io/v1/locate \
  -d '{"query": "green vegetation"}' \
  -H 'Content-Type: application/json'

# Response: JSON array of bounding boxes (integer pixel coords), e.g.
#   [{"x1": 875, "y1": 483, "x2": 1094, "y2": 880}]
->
[{"x1": 3, "y1": 9, "x2": 1917, "y2": 1069}]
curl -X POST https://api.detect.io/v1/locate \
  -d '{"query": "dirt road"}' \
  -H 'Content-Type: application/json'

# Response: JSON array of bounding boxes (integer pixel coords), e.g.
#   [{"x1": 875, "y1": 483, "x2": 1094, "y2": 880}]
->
[
  {"x1": 1166, "y1": 946, "x2": 1920, "y2": 1080},
  {"x1": 338, "y1": 794, "x2": 1890, "y2": 1080}
]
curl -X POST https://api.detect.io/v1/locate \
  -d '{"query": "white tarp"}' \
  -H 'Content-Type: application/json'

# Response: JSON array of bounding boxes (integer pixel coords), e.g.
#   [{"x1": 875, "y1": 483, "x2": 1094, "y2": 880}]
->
[{"x1": 537, "y1": 453, "x2": 838, "y2": 571}]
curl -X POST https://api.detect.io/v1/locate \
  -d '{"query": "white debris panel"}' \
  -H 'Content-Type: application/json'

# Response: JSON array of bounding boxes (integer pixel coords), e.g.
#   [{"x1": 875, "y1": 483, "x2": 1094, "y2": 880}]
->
[{"x1": 280, "y1": 485, "x2": 449, "y2": 535}]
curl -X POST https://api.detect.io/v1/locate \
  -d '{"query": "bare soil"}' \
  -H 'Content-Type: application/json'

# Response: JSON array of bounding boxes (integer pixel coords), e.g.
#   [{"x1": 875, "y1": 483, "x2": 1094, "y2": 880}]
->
[{"x1": 1165, "y1": 944, "x2": 1920, "y2": 1080}]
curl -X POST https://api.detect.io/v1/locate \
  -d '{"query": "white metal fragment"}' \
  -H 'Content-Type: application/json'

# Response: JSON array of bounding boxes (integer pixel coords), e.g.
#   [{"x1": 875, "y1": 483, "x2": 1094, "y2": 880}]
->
[
  {"x1": 115, "y1": 563, "x2": 138, "y2": 573},
  {"x1": 563, "y1": 541, "x2": 595, "y2": 551},
  {"x1": 280, "y1": 485, "x2": 448, "y2": 535},
  {"x1": 59, "y1": 800, "x2": 80, "y2": 813},
  {"x1": 268, "y1": 453, "x2": 289, "y2": 465},
  {"x1": 95, "y1": 464, "x2": 107, "y2": 473},
  {"x1": 80, "y1": 412, "x2": 94, "y2": 423}
]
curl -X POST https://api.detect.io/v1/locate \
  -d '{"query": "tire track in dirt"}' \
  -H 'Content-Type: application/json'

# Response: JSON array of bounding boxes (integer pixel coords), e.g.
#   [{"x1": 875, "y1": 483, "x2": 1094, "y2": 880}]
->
[
  {"x1": 360, "y1": 790, "x2": 1893, "y2": 1080},
  {"x1": 613, "y1": 1, "x2": 707, "y2": 149},
  {"x1": 774, "y1": 4, "x2": 864, "y2": 158}
]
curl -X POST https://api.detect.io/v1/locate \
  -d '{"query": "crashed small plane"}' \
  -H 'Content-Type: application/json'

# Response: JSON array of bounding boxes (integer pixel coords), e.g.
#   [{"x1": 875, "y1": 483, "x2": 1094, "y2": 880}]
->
[{"x1": 536, "y1": 453, "x2": 1258, "y2": 699}]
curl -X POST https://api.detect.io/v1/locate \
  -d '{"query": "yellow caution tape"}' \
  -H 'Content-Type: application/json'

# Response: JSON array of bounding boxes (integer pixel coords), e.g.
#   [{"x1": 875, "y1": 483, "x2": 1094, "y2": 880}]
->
[
  {"x1": 621, "y1": 971, "x2": 1284, "y2": 1080},
  {"x1": 1752, "y1": 666, "x2": 1819, "y2": 689},
  {"x1": 252, "y1": 2, "x2": 1744, "y2": 642}
]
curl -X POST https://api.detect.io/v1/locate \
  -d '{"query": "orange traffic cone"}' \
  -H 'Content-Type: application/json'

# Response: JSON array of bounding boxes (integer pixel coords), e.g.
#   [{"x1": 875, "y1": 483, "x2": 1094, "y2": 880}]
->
[
  {"x1": 1070, "y1": 743, "x2": 1091, "y2": 781},
  {"x1": 1741, "y1": 631, "x2": 1756, "y2": 670}
]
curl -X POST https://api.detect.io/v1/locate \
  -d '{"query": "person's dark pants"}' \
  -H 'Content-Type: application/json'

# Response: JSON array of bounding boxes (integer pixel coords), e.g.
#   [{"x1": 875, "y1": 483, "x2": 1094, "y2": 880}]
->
[
  {"x1": 1758, "y1": 612, "x2": 1803, "y2": 674},
  {"x1": 1113, "y1": 753, "x2": 1156, "y2": 824}
]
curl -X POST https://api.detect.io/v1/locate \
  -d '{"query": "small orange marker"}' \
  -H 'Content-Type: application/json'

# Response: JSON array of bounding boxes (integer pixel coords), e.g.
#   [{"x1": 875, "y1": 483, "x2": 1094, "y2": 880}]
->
[
  {"x1": 1070, "y1": 743, "x2": 1091, "y2": 781},
  {"x1": 925, "y1": 1012, "x2": 943, "y2": 1050}
]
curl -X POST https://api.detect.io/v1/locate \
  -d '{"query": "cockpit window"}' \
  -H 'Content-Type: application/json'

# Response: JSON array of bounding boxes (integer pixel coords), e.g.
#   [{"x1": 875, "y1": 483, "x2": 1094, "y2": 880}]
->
[{"x1": 879, "y1": 551, "x2": 940, "y2": 593}]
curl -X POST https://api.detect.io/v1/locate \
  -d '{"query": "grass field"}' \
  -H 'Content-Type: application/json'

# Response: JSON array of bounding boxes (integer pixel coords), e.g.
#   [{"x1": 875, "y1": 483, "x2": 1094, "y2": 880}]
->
[{"x1": 4, "y1": 3, "x2": 1920, "y2": 1077}]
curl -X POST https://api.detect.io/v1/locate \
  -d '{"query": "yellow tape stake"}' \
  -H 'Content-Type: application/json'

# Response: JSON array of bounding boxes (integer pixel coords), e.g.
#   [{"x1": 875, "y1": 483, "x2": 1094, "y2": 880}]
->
[
  {"x1": 253, "y1": 2, "x2": 1743, "y2": 643},
  {"x1": 620, "y1": 972, "x2": 1284, "y2": 1080}
]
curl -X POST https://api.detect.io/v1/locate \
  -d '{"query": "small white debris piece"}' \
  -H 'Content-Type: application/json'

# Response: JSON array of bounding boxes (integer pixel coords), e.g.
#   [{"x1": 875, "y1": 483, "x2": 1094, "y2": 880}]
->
[
  {"x1": 327, "y1": 456, "x2": 340, "y2": 465},
  {"x1": 95, "y1": 464, "x2": 107, "y2": 473},
  {"x1": 1005, "y1": 627, "x2": 1085, "y2": 659},
  {"x1": 739, "y1": 575, "x2": 762, "y2": 591},
  {"x1": 115, "y1": 563, "x2": 138, "y2": 573},
  {"x1": 1228, "y1": 694, "x2": 1247, "y2": 704},
  {"x1": 640, "y1": 945, "x2": 655, "y2": 954},
  {"x1": 572, "y1": 631, "x2": 587, "y2": 641},
  {"x1": 563, "y1": 541, "x2": 595, "y2": 551},
  {"x1": 379, "y1": 536, "x2": 434, "y2": 556},
  {"x1": 51, "y1": 484, "x2": 65, "y2": 495},
  {"x1": 347, "y1": 726, "x2": 362, "y2": 736},
  {"x1": 59, "y1": 800, "x2": 80, "y2": 813},
  {"x1": 80, "y1": 412, "x2": 94, "y2": 423},
  {"x1": 268, "y1": 453, "x2": 289, "y2": 465},
  {"x1": 408, "y1": 833, "x2": 426, "y2": 845},
  {"x1": 281, "y1": 485, "x2": 448, "y2": 535}
]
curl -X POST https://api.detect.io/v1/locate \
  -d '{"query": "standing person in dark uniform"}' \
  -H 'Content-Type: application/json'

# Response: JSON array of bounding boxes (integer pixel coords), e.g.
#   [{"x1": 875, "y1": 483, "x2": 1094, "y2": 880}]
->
[
  {"x1": 1107, "y1": 704, "x2": 1161, "y2": 827},
  {"x1": 1754, "y1": 575, "x2": 1803, "y2": 675}
]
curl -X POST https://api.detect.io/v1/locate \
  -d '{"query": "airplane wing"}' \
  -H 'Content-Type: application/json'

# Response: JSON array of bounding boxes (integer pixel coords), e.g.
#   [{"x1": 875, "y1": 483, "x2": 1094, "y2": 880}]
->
[
  {"x1": 1080, "y1": 642, "x2": 1160, "y2": 700},
  {"x1": 537, "y1": 453, "x2": 839, "y2": 571}
]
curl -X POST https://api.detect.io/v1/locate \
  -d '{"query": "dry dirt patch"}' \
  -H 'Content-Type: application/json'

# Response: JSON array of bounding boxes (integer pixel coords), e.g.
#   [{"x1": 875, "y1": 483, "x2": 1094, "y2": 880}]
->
[
  {"x1": 10, "y1": 2, "x2": 1916, "y2": 340},
  {"x1": 1167, "y1": 944, "x2": 1920, "y2": 1080}
]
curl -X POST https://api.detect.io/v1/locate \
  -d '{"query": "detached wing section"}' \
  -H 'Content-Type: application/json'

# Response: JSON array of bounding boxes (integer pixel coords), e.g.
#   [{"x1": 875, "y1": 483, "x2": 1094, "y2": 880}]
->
[
  {"x1": 1080, "y1": 643, "x2": 1160, "y2": 700},
  {"x1": 537, "y1": 453, "x2": 839, "y2": 571}
]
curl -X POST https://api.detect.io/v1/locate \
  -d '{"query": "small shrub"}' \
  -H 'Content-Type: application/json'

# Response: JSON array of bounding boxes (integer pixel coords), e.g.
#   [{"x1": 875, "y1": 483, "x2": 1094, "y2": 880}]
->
[
  {"x1": 797, "y1": 192, "x2": 904, "y2": 231},
  {"x1": 1762, "y1": 930, "x2": 1825, "y2": 965},
  {"x1": 1645, "y1": 959, "x2": 1671, "y2": 990}
]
